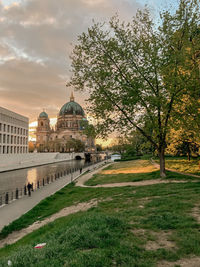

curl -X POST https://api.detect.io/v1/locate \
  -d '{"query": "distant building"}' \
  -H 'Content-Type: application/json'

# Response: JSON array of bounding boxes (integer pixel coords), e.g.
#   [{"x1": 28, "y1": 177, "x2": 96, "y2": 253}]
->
[
  {"x1": 111, "y1": 153, "x2": 121, "y2": 161},
  {"x1": 36, "y1": 93, "x2": 95, "y2": 152},
  {"x1": 0, "y1": 106, "x2": 29, "y2": 154}
]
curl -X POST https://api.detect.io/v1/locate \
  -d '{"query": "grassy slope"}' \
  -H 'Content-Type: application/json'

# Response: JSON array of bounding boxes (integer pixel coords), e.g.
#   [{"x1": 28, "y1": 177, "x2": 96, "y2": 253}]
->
[
  {"x1": 158, "y1": 157, "x2": 200, "y2": 175},
  {"x1": 85, "y1": 160, "x2": 199, "y2": 186},
  {"x1": 0, "y1": 160, "x2": 200, "y2": 266}
]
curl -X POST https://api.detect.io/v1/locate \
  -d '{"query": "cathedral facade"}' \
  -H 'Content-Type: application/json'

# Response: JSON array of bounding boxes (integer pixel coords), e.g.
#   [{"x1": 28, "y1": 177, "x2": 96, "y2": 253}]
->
[{"x1": 36, "y1": 93, "x2": 95, "y2": 152}]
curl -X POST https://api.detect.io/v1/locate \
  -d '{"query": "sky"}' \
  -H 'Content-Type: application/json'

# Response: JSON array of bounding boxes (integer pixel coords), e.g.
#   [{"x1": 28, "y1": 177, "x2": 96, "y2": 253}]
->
[{"x1": 0, "y1": 0, "x2": 179, "y2": 126}]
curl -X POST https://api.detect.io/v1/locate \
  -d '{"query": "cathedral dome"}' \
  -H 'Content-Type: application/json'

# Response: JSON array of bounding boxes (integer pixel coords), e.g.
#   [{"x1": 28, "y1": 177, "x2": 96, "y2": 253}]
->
[
  {"x1": 59, "y1": 93, "x2": 85, "y2": 116},
  {"x1": 39, "y1": 111, "x2": 48, "y2": 118}
]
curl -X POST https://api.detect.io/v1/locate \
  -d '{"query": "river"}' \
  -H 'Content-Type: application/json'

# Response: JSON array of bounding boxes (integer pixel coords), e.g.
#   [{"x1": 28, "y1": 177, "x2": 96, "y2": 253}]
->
[{"x1": 0, "y1": 159, "x2": 86, "y2": 194}]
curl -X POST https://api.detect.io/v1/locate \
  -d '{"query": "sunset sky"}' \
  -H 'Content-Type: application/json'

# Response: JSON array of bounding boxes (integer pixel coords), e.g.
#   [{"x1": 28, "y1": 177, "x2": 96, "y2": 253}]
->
[{"x1": 0, "y1": 0, "x2": 178, "y2": 126}]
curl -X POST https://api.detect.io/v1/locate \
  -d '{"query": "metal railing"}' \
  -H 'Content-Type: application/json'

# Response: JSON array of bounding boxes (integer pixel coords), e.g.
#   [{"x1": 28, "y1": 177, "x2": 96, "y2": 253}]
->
[{"x1": 0, "y1": 159, "x2": 108, "y2": 207}]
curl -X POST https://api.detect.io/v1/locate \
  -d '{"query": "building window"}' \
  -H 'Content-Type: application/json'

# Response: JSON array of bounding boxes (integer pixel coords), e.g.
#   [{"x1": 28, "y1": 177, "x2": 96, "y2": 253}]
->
[
  {"x1": 3, "y1": 134, "x2": 6, "y2": 143},
  {"x1": 7, "y1": 146, "x2": 9, "y2": 153},
  {"x1": 41, "y1": 122, "x2": 43, "y2": 126},
  {"x1": 4, "y1": 124, "x2": 6, "y2": 132},
  {"x1": 7, "y1": 125, "x2": 10, "y2": 132},
  {"x1": 11, "y1": 126, "x2": 13, "y2": 133},
  {"x1": 11, "y1": 135, "x2": 13, "y2": 144},
  {"x1": 14, "y1": 127, "x2": 16, "y2": 134},
  {"x1": 0, "y1": 123, "x2": 2, "y2": 131}
]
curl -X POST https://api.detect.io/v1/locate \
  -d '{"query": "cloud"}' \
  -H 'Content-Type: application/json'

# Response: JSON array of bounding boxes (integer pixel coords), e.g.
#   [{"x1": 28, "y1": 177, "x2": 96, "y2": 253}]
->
[{"x1": 0, "y1": 0, "x2": 141, "y2": 122}]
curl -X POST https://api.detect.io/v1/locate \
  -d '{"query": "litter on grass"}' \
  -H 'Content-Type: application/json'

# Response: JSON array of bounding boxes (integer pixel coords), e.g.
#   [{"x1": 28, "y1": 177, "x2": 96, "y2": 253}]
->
[{"x1": 34, "y1": 243, "x2": 46, "y2": 249}]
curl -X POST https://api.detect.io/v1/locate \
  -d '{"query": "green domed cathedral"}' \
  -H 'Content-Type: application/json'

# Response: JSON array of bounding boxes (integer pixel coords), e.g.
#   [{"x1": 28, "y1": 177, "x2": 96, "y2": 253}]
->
[{"x1": 36, "y1": 93, "x2": 95, "y2": 152}]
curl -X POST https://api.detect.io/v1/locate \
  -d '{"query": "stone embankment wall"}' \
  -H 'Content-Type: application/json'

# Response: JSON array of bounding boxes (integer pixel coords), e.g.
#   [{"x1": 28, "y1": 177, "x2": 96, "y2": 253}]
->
[{"x1": 0, "y1": 152, "x2": 85, "y2": 172}]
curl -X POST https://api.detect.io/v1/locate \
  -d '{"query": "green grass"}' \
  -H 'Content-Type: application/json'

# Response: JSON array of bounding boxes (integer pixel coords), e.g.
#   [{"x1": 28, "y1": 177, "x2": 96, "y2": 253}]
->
[
  {"x1": 157, "y1": 157, "x2": 200, "y2": 175},
  {"x1": 85, "y1": 170, "x2": 199, "y2": 186},
  {"x1": 85, "y1": 171, "x2": 161, "y2": 185},
  {"x1": 103, "y1": 159, "x2": 154, "y2": 171},
  {"x1": 0, "y1": 183, "x2": 115, "y2": 240},
  {"x1": 1, "y1": 160, "x2": 200, "y2": 266}
]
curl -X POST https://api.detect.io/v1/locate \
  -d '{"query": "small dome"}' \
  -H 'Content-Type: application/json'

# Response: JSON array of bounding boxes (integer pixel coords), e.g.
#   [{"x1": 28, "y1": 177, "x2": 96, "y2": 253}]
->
[
  {"x1": 39, "y1": 111, "x2": 48, "y2": 118},
  {"x1": 59, "y1": 101, "x2": 85, "y2": 116}
]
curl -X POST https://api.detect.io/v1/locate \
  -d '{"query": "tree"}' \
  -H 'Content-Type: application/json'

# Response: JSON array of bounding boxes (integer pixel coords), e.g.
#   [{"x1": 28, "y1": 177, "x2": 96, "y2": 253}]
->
[
  {"x1": 28, "y1": 141, "x2": 35, "y2": 153},
  {"x1": 127, "y1": 130, "x2": 155, "y2": 156},
  {"x1": 80, "y1": 119, "x2": 96, "y2": 139},
  {"x1": 109, "y1": 135, "x2": 127, "y2": 154},
  {"x1": 68, "y1": 0, "x2": 200, "y2": 177},
  {"x1": 166, "y1": 127, "x2": 200, "y2": 160},
  {"x1": 96, "y1": 144, "x2": 103, "y2": 151},
  {"x1": 66, "y1": 138, "x2": 85, "y2": 152}
]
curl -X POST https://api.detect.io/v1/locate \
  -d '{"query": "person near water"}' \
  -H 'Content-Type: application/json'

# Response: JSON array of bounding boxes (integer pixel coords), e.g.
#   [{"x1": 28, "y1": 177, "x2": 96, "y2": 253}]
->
[{"x1": 27, "y1": 182, "x2": 32, "y2": 196}]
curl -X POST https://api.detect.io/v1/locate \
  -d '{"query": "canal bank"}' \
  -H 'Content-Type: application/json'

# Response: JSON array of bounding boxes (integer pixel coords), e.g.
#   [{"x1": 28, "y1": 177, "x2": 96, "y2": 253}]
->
[
  {"x1": 0, "y1": 152, "x2": 85, "y2": 173},
  {"x1": 0, "y1": 159, "x2": 86, "y2": 197},
  {"x1": 0, "y1": 160, "x2": 108, "y2": 231}
]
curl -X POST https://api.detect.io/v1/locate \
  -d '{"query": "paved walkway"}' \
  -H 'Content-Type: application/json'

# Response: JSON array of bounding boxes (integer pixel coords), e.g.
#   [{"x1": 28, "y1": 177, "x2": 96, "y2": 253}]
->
[{"x1": 0, "y1": 161, "x2": 108, "y2": 231}]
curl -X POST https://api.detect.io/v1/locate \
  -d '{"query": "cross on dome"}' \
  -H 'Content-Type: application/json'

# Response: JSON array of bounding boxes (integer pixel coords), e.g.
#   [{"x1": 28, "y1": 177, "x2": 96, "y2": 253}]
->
[{"x1": 70, "y1": 92, "x2": 74, "y2": 102}]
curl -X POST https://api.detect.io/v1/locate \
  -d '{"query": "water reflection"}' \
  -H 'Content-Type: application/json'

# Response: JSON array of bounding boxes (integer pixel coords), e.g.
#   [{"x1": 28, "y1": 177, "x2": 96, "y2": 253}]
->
[
  {"x1": 0, "y1": 160, "x2": 85, "y2": 194},
  {"x1": 27, "y1": 169, "x2": 37, "y2": 185}
]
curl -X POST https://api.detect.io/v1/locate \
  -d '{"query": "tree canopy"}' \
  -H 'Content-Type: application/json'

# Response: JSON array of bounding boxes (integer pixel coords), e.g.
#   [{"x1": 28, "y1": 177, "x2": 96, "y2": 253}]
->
[{"x1": 68, "y1": 0, "x2": 200, "y2": 177}]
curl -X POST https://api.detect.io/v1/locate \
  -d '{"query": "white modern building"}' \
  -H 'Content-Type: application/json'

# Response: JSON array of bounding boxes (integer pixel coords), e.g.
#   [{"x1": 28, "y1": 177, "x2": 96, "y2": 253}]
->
[
  {"x1": 111, "y1": 153, "x2": 121, "y2": 161},
  {"x1": 0, "y1": 106, "x2": 29, "y2": 154}
]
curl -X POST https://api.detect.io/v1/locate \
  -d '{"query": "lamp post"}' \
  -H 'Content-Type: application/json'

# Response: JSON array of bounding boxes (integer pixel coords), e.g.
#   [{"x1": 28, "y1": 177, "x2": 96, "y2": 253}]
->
[{"x1": 71, "y1": 168, "x2": 73, "y2": 182}]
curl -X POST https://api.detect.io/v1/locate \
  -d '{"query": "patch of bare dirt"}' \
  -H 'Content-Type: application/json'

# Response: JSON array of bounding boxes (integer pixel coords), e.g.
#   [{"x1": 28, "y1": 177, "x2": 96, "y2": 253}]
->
[
  {"x1": 91, "y1": 179, "x2": 188, "y2": 188},
  {"x1": 157, "y1": 256, "x2": 200, "y2": 267},
  {"x1": 145, "y1": 231, "x2": 175, "y2": 250},
  {"x1": 131, "y1": 229, "x2": 175, "y2": 251},
  {"x1": 191, "y1": 205, "x2": 200, "y2": 223},
  {"x1": 131, "y1": 229, "x2": 146, "y2": 235},
  {"x1": 0, "y1": 199, "x2": 98, "y2": 248}
]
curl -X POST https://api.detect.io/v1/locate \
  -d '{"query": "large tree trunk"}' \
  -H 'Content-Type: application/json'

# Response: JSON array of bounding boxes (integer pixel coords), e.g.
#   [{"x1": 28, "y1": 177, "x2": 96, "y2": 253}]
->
[
  {"x1": 187, "y1": 142, "x2": 191, "y2": 161},
  {"x1": 158, "y1": 146, "x2": 166, "y2": 178}
]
